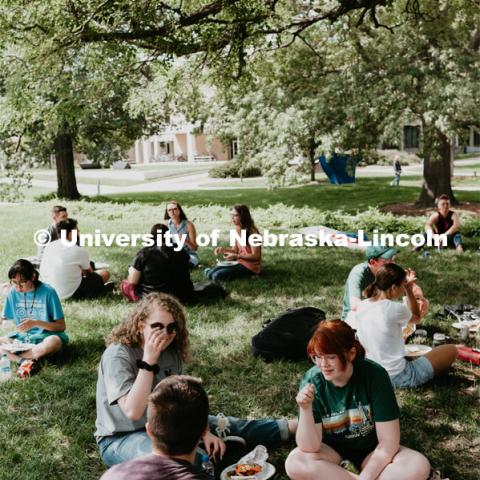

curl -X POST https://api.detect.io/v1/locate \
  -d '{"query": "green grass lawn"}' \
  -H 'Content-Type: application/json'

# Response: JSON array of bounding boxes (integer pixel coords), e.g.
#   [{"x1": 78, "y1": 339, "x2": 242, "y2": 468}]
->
[
  {"x1": 0, "y1": 186, "x2": 479, "y2": 480},
  {"x1": 95, "y1": 177, "x2": 479, "y2": 211}
]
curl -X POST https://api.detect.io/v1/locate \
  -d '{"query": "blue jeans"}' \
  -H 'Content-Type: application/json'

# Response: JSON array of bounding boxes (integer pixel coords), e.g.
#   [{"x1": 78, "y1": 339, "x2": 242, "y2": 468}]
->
[
  {"x1": 98, "y1": 415, "x2": 288, "y2": 466},
  {"x1": 204, "y1": 264, "x2": 255, "y2": 282}
]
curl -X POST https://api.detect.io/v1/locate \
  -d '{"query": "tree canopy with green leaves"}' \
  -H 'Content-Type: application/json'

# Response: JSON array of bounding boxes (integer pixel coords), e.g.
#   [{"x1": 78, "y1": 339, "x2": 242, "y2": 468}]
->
[
  {"x1": 0, "y1": 0, "x2": 478, "y2": 201},
  {"x1": 163, "y1": 0, "x2": 479, "y2": 202}
]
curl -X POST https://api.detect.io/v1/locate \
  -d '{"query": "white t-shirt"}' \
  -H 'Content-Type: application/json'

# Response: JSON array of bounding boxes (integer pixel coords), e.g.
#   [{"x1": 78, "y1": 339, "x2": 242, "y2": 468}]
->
[
  {"x1": 40, "y1": 239, "x2": 90, "y2": 299},
  {"x1": 356, "y1": 298, "x2": 412, "y2": 377}
]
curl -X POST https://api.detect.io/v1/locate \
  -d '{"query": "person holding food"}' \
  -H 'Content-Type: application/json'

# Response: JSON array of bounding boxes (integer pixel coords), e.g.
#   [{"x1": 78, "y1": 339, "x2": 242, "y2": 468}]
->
[
  {"x1": 164, "y1": 200, "x2": 200, "y2": 268},
  {"x1": 285, "y1": 320, "x2": 431, "y2": 480},
  {"x1": 356, "y1": 264, "x2": 458, "y2": 388},
  {"x1": 96, "y1": 292, "x2": 294, "y2": 467},
  {"x1": 204, "y1": 204, "x2": 261, "y2": 282},
  {"x1": 0, "y1": 259, "x2": 68, "y2": 377}
]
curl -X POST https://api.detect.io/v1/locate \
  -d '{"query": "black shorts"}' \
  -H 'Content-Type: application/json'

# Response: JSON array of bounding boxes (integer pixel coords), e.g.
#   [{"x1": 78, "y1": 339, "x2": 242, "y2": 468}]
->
[
  {"x1": 72, "y1": 272, "x2": 105, "y2": 299},
  {"x1": 328, "y1": 443, "x2": 376, "y2": 470}
]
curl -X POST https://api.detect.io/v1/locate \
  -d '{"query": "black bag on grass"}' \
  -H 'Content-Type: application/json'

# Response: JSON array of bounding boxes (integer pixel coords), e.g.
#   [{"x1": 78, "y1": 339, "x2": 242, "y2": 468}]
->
[
  {"x1": 251, "y1": 307, "x2": 325, "y2": 362},
  {"x1": 193, "y1": 281, "x2": 227, "y2": 303}
]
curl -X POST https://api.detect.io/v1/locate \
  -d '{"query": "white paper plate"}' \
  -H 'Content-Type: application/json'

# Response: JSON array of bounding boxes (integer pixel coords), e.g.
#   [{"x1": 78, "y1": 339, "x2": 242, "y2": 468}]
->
[
  {"x1": 452, "y1": 321, "x2": 480, "y2": 332},
  {"x1": 405, "y1": 344, "x2": 432, "y2": 357},
  {"x1": 220, "y1": 462, "x2": 275, "y2": 480},
  {"x1": 94, "y1": 261, "x2": 110, "y2": 270},
  {"x1": 1, "y1": 341, "x2": 32, "y2": 352},
  {"x1": 216, "y1": 260, "x2": 239, "y2": 267}
]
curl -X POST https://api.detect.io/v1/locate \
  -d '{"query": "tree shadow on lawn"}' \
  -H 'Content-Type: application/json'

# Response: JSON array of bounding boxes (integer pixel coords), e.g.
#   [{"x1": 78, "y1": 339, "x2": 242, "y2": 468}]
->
[{"x1": 398, "y1": 371, "x2": 479, "y2": 480}]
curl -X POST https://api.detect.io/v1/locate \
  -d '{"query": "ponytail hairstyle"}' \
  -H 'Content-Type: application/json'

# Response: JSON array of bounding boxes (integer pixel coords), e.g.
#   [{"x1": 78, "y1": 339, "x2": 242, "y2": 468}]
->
[
  {"x1": 364, "y1": 263, "x2": 406, "y2": 298},
  {"x1": 307, "y1": 319, "x2": 365, "y2": 369}
]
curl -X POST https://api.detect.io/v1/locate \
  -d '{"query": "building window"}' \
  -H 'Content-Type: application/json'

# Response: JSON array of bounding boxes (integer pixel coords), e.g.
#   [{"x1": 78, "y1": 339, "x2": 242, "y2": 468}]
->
[
  {"x1": 229, "y1": 139, "x2": 239, "y2": 159},
  {"x1": 404, "y1": 126, "x2": 420, "y2": 149},
  {"x1": 474, "y1": 130, "x2": 480, "y2": 147}
]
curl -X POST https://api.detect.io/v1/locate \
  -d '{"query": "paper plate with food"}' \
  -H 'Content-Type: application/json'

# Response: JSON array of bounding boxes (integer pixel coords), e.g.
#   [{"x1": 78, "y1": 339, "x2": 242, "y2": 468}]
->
[
  {"x1": 220, "y1": 445, "x2": 275, "y2": 480},
  {"x1": 404, "y1": 344, "x2": 432, "y2": 357},
  {"x1": 216, "y1": 260, "x2": 239, "y2": 267}
]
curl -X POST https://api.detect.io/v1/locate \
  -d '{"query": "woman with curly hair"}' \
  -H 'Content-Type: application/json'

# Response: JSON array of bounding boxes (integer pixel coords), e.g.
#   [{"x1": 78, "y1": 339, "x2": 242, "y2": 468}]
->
[
  {"x1": 164, "y1": 200, "x2": 199, "y2": 268},
  {"x1": 205, "y1": 204, "x2": 261, "y2": 282},
  {"x1": 96, "y1": 292, "x2": 294, "y2": 467}
]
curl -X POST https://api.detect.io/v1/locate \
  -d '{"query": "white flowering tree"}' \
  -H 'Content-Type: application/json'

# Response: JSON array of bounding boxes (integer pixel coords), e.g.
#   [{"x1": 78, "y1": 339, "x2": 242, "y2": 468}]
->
[{"x1": 204, "y1": 0, "x2": 479, "y2": 202}]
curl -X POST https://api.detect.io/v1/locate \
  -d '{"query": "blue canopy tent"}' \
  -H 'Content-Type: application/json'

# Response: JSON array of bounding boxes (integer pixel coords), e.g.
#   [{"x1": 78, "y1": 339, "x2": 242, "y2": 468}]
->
[{"x1": 319, "y1": 153, "x2": 358, "y2": 184}]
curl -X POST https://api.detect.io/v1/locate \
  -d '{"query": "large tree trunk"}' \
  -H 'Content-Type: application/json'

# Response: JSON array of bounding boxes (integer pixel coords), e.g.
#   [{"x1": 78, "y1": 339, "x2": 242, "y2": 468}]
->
[
  {"x1": 416, "y1": 125, "x2": 457, "y2": 206},
  {"x1": 54, "y1": 131, "x2": 80, "y2": 199}
]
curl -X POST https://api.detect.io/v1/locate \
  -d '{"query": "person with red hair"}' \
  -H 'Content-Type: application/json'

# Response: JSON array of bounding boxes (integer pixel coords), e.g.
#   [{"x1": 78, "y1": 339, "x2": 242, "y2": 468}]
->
[{"x1": 285, "y1": 320, "x2": 430, "y2": 480}]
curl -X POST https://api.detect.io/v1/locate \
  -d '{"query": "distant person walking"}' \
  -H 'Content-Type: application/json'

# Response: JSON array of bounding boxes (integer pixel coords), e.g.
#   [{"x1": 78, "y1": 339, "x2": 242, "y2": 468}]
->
[{"x1": 390, "y1": 160, "x2": 402, "y2": 186}]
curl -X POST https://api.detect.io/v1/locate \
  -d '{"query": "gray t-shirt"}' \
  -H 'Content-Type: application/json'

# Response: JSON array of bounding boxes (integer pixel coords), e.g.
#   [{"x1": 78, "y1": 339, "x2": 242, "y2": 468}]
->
[
  {"x1": 341, "y1": 262, "x2": 375, "y2": 320},
  {"x1": 95, "y1": 343, "x2": 182, "y2": 441}
]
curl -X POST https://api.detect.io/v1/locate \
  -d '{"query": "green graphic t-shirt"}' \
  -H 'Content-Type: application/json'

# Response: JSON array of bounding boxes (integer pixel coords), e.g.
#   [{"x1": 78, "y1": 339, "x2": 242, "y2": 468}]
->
[{"x1": 300, "y1": 359, "x2": 399, "y2": 452}]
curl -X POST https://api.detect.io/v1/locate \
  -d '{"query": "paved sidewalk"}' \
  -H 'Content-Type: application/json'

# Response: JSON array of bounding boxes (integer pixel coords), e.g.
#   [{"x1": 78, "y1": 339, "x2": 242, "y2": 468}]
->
[{"x1": 26, "y1": 157, "x2": 480, "y2": 195}]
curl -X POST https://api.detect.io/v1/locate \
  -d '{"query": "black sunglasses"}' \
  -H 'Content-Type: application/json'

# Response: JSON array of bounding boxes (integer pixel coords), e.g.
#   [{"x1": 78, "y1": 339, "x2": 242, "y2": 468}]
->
[{"x1": 149, "y1": 322, "x2": 178, "y2": 334}]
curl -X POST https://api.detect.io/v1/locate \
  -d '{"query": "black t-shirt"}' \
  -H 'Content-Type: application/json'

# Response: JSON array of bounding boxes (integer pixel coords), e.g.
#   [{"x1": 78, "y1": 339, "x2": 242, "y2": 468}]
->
[
  {"x1": 132, "y1": 246, "x2": 194, "y2": 303},
  {"x1": 100, "y1": 454, "x2": 208, "y2": 480}
]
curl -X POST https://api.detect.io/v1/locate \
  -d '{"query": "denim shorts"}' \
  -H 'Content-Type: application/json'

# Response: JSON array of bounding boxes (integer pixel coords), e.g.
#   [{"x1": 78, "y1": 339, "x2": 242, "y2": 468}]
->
[{"x1": 390, "y1": 356, "x2": 434, "y2": 388}]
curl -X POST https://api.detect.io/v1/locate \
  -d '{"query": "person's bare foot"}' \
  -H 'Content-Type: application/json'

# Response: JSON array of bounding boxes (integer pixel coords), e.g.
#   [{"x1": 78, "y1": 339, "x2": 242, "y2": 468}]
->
[{"x1": 456, "y1": 245, "x2": 464, "y2": 253}]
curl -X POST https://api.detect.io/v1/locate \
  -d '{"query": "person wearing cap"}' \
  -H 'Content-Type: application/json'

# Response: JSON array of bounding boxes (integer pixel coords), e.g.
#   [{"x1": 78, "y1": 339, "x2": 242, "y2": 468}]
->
[
  {"x1": 341, "y1": 246, "x2": 398, "y2": 330},
  {"x1": 342, "y1": 247, "x2": 430, "y2": 331}
]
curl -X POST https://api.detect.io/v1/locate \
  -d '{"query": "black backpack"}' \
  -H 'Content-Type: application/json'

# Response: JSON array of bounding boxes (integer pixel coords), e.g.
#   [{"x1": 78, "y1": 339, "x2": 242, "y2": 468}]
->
[
  {"x1": 251, "y1": 307, "x2": 325, "y2": 362},
  {"x1": 193, "y1": 281, "x2": 227, "y2": 303}
]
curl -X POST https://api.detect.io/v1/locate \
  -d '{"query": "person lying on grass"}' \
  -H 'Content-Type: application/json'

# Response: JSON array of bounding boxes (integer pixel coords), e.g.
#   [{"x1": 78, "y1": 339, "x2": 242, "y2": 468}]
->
[
  {"x1": 285, "y1": 320, "x2": 431, "y2": 480},
  {"x1": 95, "y1": 292, "x2": 296, "y2": 467},
  {"x1": 0, "y1": 259, "x2": 69, "y2": 377},
  {"x1": 100, "y1": 375, "x2": 210, "y2": 480},
  {"x1": 205, "y1": 204, "x2": 261, "y2": 282},
  {"x1": 356, "y1": 264, "x2": 458, "y2": 389},
  {"x1": 341, "y1": 246, "x2": 429, "y2": 331}
]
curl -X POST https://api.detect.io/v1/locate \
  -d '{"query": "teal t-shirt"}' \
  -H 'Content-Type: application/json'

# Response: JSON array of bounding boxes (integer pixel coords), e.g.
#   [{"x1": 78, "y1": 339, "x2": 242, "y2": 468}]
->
[
  {"x1": 300, "y1": 359, "x2": 399, "y2": 452},
  {"x1": 341, "y1": 263, "x2": 374, "y2": 320},
  {"x1": 2, "y1": 282, "x2": 64, "y2": 336}
]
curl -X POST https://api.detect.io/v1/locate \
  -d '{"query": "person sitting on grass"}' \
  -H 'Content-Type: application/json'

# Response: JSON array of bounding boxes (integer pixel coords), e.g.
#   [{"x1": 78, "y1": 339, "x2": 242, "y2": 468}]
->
[
  {"x1": 100, "y1": 375, "x2": 210, "y2": 480},
  {"x1": 413, "y1": 194, "x2": 464, "y2": 253},
  {"x1": 36, "y1": 205, "x2": 69, "y2": 264},
  {"x1": 0, "y1": 259, "x2": 69, "y2": 377},
  {"x1": 285, "y1": 319, "x2": 431, "y2": 480},
  {"x1": 164, "y1": 201, "x2": 200, "y2": 268},
  {"x1": 356, "y1": 264, "x2": 458, "y2": 389},
  {"x1": 120, "y1": 224, "x2": 194, "y2": 304},
  {"x1": 40, "y1": 218, "x2": 111, "y2": 300},
  {"x1": 204, "y1": 204, "x2": 261, "y2": 282},
  {"x1": 341, "y1": 246, "x2": 429, "y2": 331},
  {"x1": 95, "y1": 292, "x2": 296, "y2": 467}
]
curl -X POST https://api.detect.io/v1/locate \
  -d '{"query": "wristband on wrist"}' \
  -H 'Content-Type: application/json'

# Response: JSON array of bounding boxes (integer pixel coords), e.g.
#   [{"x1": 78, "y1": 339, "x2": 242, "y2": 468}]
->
[{"x1": 136, "y1": 359, "x2": 160, "y2": 374}]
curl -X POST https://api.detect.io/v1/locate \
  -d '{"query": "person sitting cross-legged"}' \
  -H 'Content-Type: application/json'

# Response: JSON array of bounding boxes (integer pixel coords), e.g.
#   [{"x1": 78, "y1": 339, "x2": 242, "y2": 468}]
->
[
  {"x1": 285, "y1": 320, "x2": 431, "y2": 480},
  {"x1": 413, "y1": 194, "x2": 464, "y2": 253},
  {"x1": 95, "y1": 292, "x2": 296, "y2": 468},
  {"x1": 100, "y1": 375, "x2": 211, "y2": 480},
  {"x1": 0, "y1": 259, "x2": 69, "y2": 377}
]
